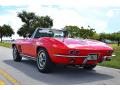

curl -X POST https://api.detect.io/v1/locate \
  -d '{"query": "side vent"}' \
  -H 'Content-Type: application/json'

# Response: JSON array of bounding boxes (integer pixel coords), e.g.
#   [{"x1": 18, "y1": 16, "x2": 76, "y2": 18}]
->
[{"x1": 18, "y1": 45, "x2": 22, "y2": 52}]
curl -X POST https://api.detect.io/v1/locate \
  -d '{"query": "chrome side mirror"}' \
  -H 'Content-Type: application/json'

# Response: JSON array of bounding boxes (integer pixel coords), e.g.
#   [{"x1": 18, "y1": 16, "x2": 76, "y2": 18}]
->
[{"x1": 26, "y1": 34, "x2": 32, "y2": 38}]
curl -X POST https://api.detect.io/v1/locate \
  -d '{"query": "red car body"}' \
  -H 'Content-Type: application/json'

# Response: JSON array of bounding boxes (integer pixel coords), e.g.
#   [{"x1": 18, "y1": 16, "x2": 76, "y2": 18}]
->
[{"x1": 12, "y1": 28, "x2": 114, "y2": 73}]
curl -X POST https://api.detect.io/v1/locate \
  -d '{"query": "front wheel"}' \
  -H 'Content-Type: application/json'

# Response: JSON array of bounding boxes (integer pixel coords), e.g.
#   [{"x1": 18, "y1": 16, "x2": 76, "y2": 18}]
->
[
  {"x1": 36, "y1": 48, "x2": 54, "y2": 73},
  {"x1": 83, "y1": 65, "x2": 96, "y2": 70},
  {"x1": 13, "y1": 46, "x2": 22, "y2": 62}
]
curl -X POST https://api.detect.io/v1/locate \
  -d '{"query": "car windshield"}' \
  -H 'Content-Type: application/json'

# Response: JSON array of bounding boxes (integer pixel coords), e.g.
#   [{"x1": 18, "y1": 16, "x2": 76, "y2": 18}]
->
[
  {"x1": 34, "y1": 29, "x2": 64, "y2": 38},
  {"x1": 53, "y1": 30, "x2": 64, "y2": 37}
]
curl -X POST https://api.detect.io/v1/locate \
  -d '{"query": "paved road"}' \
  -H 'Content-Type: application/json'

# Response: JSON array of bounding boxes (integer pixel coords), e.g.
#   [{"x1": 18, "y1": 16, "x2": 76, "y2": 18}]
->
[{"x1": 0, "y1": 46, "x2": 120, "y2": 85}]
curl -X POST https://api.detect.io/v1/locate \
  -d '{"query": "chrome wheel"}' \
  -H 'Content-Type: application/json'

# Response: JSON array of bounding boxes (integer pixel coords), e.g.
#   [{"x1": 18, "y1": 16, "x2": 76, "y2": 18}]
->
[
  {"x1": 37, "y1": 50, "x2": 47, "y2": 69},
  {"x1": 12, "y1": 46, "x2": 22, "y2": 62},
  {"x1": 37, "y1": 48, "x2": 54, "y2": 73},
  {"x1": 13, "y1": 47, "x2": 17, "y2": 59}
]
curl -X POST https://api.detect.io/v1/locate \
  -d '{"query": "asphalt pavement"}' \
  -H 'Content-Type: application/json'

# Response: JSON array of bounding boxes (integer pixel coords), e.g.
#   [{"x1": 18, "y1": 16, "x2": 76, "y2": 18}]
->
[{"x1": 0, "y1": 46, "x2": 120, "y2": 85}]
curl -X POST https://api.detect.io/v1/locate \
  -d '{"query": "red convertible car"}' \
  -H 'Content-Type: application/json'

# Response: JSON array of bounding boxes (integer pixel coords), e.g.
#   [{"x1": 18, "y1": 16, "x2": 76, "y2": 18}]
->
[{"x1": 12, "y1": 28, "x2": 114, "y2": 73}]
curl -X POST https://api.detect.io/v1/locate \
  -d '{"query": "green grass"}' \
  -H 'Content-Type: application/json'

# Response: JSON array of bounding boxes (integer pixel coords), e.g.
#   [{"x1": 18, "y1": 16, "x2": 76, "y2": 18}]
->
[
  {"x1": 99, "y1": 44, "x2": 120, "y2": 69},
  {"x1": 0, "y1": 42, "x2": 12, "y2": 48}
]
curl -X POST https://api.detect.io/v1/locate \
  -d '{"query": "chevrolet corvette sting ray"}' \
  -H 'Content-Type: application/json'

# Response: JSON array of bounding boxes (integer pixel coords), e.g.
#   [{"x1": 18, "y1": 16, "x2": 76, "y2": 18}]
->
[{"x1": 12, "y1": 28, "x2": 114, "y2": 73}]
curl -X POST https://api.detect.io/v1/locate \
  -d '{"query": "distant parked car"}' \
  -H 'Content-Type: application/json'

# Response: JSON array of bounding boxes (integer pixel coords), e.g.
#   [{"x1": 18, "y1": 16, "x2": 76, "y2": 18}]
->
[
  {"x1": 101, "y1": 39, "x2": 113, "y2": 44},
  {"x1": 12, "y1": 28, "x2": 114, "y2": 73}
]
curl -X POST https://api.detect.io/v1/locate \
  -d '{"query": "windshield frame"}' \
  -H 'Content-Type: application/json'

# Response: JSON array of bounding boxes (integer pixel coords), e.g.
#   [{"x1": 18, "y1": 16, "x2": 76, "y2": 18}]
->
[{"x1": 31, "y1": 28, "x2": 65, "y2": 39}]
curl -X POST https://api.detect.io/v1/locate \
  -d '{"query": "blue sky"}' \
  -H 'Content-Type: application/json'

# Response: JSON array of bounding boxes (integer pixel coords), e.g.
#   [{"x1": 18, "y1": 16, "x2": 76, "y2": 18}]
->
[
  {"x1": 0, "y1": 0, "x2": 120, "y2": 39},
  {"x1": 0, "y1": 5, "x2": 26, "y2": 15}
]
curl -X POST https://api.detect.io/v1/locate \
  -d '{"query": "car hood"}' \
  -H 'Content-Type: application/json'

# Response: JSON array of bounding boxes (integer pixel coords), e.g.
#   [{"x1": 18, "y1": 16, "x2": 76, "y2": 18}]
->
[{"x1": 53, "y1": 38, "x2": 112, "y2": 50}]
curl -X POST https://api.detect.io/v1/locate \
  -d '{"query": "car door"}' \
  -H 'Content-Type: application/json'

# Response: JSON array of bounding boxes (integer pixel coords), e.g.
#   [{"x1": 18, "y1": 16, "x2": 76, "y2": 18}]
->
[
  {"x1": 26, "y1": 38, "x2": 38, "y2": 57},
  {"x1": 20, "y1": 38, "x2": 32, "y2": 56}
]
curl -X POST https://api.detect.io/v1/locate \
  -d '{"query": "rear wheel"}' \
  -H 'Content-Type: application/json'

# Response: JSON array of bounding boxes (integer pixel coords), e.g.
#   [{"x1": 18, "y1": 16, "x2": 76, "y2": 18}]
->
[
  {"x1": 13, "y1": 46, "x2": 22, "y2": 62},
  {"x1": 36, "y1": 48, "x2": 54, "y2": 73},
  {"x1": 83, "y1": 65, "x2": 96, "y2": 70}
]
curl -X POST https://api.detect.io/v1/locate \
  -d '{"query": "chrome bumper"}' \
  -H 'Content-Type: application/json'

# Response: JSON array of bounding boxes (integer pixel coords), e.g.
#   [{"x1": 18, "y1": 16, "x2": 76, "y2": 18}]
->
[
  {"x1": 54, "y1": 54, "x2": 116, "y2": 64},
  {"x1": 54, "y1": 54, "x2": 87, "y2": 58},
  {"x1": 103, "y1": 54, "x2": 116, "y2": 61}
]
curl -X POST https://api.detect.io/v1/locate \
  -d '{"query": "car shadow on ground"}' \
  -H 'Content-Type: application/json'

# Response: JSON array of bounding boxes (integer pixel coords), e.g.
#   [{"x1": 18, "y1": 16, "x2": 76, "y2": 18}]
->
[{"x1": 4, "y1": 59, "x2": 114, "y2": 85}]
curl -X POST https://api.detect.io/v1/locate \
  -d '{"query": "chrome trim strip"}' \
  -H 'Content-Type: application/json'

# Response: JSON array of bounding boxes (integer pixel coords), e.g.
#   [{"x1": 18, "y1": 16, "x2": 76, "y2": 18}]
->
[
  {"x1": 20, "y1": 54, "x2": 36, "y2": 60},
  {"x1": 82, "y1": 58, "x2": 88, "y2": 64},
  {"x1": 54, "y1": 54, "x2": 87, "y2": 58}
]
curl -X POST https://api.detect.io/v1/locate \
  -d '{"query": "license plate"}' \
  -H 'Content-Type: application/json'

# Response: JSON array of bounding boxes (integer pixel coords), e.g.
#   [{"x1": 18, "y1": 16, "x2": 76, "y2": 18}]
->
[{"x1": 87, "y1": 54, "x2": 97, "y2": 60}]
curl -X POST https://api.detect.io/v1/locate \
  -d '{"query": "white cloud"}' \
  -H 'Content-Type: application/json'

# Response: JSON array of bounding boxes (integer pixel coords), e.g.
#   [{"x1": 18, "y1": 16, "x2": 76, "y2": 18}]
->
[
  {"x1": 0, "y1": 0, "x2": 29, "y2": 6},
  {"x1": 1, "y1": 0, "x2": 120, "y2": 7},
  {"x1": 1, "y1": 0, "x2": 120, "y2": 39},
  {"x1": 53, "y1": 10, "x2": 86, "y2": 28},
  {"x1": 94, "y1": 21, "x2": 108, "y2": 33},
  {"x1": 106, "y1": 10, "x2": 114, "y2": 17},
  {"x1": 0, "y1": 9, "x2": 23, "y2": 39}
]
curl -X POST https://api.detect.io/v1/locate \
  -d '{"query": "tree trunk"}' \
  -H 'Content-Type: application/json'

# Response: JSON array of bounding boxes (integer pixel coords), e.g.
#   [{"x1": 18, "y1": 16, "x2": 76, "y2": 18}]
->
[
  {"x1": 0, "y1": 33, "x2": 2, "y2": 42},
  {"x1": 0, "y1": 37, "x2": 2, "y2": 42}
]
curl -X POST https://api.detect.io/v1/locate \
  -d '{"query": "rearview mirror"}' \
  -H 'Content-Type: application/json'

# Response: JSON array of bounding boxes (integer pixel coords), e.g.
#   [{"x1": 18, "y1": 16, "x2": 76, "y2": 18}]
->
[
  {"x1": 63, "y1": 30, "x2": 68, "y2": 38},
  {"x1": 26, "y1": 34, "x2": 32, "y2": 38}
]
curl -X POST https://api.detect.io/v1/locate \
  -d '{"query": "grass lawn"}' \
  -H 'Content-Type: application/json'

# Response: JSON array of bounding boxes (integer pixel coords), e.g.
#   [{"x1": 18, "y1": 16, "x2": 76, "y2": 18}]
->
[
  {"x1": 0, "y1": 42, "x2": 12, "y2": 48},
  {"x1": 99, "y1": 44, "x2": 120, "y2": 69}
]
